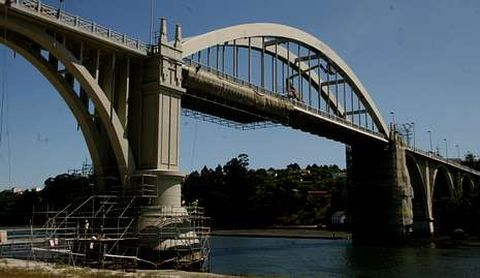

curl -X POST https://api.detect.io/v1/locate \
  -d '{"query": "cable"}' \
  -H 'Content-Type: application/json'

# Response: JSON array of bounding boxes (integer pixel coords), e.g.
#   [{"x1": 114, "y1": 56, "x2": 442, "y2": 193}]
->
[
  {"x1": 0, "y1": 4, "x2": 6, "y2": 146},
  {"x1": 149, "y1": 0, "x2": 154, "y2": 45},
  {"x1": 0, "y1": 4, "x2": 12, "y2": 186},
  {"x1": 190, "y1": 118, "x2": 198, "y2": 172}
]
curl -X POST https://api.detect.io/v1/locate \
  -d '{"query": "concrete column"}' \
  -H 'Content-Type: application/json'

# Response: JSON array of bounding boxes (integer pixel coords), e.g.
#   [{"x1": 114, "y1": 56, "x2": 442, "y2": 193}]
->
[
  {"x1": 129, "y1": 23, "x2": 186, "y2": 254},
  {"x1": 425, "y1": 161, "x2": 435, "y2": 235},
  {"x1": 138, "y1": 85, "x2": 181, "y2": 170},
  {"x1": 116, "y1": 57, "x2": 129, "y2": 127},
  {"x1": 422, "y1": 161, "x2": 435, "y2": 235},
  {"x1": 347, "y1": 133, "x2": 414, "y2": 243}
]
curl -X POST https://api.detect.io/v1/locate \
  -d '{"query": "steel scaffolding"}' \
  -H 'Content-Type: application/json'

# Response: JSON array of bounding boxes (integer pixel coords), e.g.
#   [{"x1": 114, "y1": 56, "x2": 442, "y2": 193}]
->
[{"x1": 0, "y1": 187, "x2": 211, "y2": 271}]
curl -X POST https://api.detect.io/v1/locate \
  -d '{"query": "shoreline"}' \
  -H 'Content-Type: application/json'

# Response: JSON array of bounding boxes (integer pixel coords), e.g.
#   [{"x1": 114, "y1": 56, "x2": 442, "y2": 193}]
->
[
  {"x1": 0, "y1": 258, "x2": 235, "y2": 278},
  {"x1": 211, "y1": 228, "x2": 351, "y2": 240},
  {"x1": 210, "y1": 229, "x2": 480, "y2": 248}
]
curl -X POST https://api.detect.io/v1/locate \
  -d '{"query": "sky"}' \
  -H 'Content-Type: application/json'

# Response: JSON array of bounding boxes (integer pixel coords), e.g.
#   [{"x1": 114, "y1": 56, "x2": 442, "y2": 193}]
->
[{"x1": 1, "y1": 0, "x2": 480, "y2": 189}]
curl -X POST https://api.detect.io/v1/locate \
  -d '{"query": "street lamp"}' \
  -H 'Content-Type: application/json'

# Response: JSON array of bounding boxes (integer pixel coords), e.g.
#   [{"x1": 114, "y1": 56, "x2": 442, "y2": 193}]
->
[
  {"x1": 390, "y1": 111, "x2": 395, "y2": 130},
  {"x1": 427, "y1": 130, "x2": 433, "y2": 153},
  {"x1": 411, "y1": 122, "x2": 416, "y2": 150},
  {"x1": 443, "y1": 138, "x2": 448, "y2": 161}
]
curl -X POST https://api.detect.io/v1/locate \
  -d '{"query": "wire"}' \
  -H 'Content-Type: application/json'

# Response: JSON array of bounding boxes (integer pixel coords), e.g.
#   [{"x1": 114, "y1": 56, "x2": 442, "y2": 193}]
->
[
  {"x1": 190, "y1": 118, "x2": 198, "y2": 172},
  {"x1": 0, "y1": 4, "x2": 12, "y2": 186},
  {"x1": 0, "y1": 67, "x2": 4, "y2": 145},
  {"x1": 0, "y1": 5, "x2": 6, "y2": 146},
  {"x1": 149, "y1": 0, "x2": 154, "y2": 45}
]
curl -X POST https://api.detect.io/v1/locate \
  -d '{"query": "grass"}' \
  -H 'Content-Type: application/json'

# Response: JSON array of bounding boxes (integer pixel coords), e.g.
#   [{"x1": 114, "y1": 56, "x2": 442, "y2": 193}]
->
[
  {"x1": 0, "y1": 264, "x2": 230, "y2": 278},
  {"x1": 0, "y1": 266, "x2": 132, "y2": 278}
]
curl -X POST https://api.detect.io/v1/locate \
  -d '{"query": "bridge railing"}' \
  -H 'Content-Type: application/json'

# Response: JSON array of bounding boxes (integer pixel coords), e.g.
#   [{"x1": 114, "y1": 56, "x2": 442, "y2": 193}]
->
[
  {"x1": 292, "y1": 97, "x2": 384, "y2": 138},
  {"x1": 184, "y1": 59, "x2": 386, "y2": 139},
  {"x1": 6, "y1": 0, "x2": 148, "y2": 53},
  {"x1": 406, "y1": 146, "x2": 480, "y2": 176}
]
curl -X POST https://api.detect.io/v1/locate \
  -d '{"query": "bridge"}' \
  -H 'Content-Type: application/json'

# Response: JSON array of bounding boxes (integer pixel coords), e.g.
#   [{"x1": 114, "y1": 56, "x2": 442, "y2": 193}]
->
[{"x1": 1, "y1": 0, "x2": 479, "y2": 251}]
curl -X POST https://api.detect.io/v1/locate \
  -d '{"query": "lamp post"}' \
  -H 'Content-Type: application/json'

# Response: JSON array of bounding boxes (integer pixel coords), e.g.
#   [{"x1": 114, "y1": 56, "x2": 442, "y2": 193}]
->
[
  {"x1": 443, "y1": 138, "x2": 448, "y2": 161},
  {"x1": 427, "y1": 130, "x2": 433, "y2": 153},
  {"x1": 411, "y1": 122, "x2": 416, "y2": 150},
  {"x1": 390, "y1": 111, "x2": 395, "y2": 130},
  {"x1": 455, "y1": 144, "x2": 460, "y2": 159}
]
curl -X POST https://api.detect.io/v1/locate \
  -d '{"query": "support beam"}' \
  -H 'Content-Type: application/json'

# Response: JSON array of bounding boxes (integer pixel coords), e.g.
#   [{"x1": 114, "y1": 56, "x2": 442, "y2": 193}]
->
[
  {"x1": 346, "y1": 109, "x2": 367, "y2": 116},
  {"x1": 321, "y1": 79, "x2": 346, "y2": 87},
  {"x1": 263, "y1": 38, "x2": 288, "y2": 47},
  {"x1": 116, "y1": 56, "x2": 130, "y2": 126},
  {"x1": 295, "y1": 53, "x2": 321, "y2": 63}
]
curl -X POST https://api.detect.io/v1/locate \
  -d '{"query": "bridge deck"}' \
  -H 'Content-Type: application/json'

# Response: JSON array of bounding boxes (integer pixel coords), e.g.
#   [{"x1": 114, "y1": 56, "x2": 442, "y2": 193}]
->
[
  {"x1": 182, "y1": 62, "x2": 388, "y2": 144},
  {"x1": 1, "y1": 0, "x2": 148, "y2": 56}
]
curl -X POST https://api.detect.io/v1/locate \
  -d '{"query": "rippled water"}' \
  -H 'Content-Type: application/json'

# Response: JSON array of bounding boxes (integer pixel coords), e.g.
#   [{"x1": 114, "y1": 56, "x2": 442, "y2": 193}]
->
[{"x1": 210, "y1": 236, "x2": 480, "y2": 277}]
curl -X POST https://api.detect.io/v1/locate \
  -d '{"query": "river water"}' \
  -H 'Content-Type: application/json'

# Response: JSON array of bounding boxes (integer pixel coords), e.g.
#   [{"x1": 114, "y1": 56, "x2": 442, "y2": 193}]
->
[{"x1": 210, "y1": 236, "x2": 480, "y2": 277}]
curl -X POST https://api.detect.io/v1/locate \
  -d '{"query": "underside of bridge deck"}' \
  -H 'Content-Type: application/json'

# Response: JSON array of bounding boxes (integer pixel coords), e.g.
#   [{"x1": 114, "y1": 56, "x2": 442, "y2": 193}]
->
[{"x1": 182, "y1": 66, "x2": 387, "y2": 145}]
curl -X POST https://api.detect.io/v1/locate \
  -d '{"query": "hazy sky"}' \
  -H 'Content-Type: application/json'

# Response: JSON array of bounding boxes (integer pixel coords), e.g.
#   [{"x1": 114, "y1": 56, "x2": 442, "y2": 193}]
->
[{"x1": 1, "y1": 0, "x2": 480, "y2": 188}]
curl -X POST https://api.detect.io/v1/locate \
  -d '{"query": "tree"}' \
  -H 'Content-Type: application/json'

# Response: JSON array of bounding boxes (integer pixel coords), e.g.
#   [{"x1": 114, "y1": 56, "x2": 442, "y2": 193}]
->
[
  {"x1": 462, "y1": 152, "x2": 480, "y2": 171},
  {"x1": 182, "y1": 154, "x2": 346, "y2": 228},
  {"x1": 42, "y1": 174, "x2": 94, "y2": 209}
]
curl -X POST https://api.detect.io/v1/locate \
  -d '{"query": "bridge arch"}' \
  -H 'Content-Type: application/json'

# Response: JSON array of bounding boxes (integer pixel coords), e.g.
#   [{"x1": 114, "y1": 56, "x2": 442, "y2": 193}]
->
[
  {"x1": 0, "y1": 13, "x2": 132, "y2": 183},
  {"x1": 182, "y1": 23, "x2": 389, "y2": 139},
  {"x1": 3, "y1": 35, "x2": 110, "y2": 180},
  {"x1": 460, "y1": 174, "x2": 474, "y2": 198},
  {"x1": 405, "y1": 154, "x2": 429, "y2": 235},
  {"x1": 432, "y1": 166, "x2": 455, "y2": 198},
  {"x1": 432, "y1": 166, "x2": 455, "y2": 235}
]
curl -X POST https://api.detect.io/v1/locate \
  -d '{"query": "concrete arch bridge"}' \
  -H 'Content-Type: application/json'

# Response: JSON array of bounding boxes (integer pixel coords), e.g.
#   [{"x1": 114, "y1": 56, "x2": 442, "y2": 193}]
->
[{"x1": 0, "y1": 0, "x2": 479, "y2": 245}]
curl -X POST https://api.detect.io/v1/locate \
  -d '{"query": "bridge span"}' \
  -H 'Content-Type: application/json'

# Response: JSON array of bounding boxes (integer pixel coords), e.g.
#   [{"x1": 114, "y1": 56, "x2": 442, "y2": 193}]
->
[{"x1": 0, "y1": 0, "x2": 479, "y2": 254}]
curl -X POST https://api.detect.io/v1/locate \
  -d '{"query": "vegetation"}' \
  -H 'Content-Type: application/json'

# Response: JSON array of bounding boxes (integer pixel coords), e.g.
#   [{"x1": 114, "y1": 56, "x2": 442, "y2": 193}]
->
[
  {"x1": 0, "y1": 260, "x2": 209, "y2": 278},
  {"x1": 183, "y1": 154, "x2": 346, "y2": 228},
  {"x1": 0, "y1": 174, "x2": 95, "y2": 226},
  {"x1": 460, "y1": 152, "x2": 480, "y2": 171},
  {"x1": 0, "y1": 156, "x2": 345, "y2": 228},
  {"x1": 2, "y1": 152, "x2": 480, "y2": 235}
]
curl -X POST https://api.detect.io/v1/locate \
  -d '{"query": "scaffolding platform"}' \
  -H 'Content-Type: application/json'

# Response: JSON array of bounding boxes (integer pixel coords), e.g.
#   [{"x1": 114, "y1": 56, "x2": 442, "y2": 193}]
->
[{"x1": 0, "y1": 190, "x2": 211, "y2": 272}]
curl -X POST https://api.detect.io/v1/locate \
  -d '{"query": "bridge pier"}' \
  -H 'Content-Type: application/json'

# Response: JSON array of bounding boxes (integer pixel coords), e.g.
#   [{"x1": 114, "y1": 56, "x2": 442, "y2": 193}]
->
[
  {"x1": 128, "y1": 20, "x2": 188, "y2": 260},
  {"x1": 347, "y1": 133, "x2": 414, "y2": 243}
]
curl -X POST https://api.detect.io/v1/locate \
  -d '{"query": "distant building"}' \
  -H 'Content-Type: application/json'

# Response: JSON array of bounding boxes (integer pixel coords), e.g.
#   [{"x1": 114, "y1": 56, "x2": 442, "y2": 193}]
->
[
  {"x1": 332, "y1": 171, "x2": 347, "y2": 179},
  {"x1": 11, "y1": 187, "x2": 24, "y2": 194},
  {"x1": 331, "y1": 211, "x2": 347, "y2": 226}
]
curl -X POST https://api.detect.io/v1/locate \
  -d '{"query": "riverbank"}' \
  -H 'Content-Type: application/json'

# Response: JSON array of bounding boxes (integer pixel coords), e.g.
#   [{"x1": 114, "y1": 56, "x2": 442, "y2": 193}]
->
[
  {"x1": 211, "y1": 228, "x2": 351, "y2": 239},
  {"x1": 0, "y1": 258, "x2": 235, "y2": 278}
]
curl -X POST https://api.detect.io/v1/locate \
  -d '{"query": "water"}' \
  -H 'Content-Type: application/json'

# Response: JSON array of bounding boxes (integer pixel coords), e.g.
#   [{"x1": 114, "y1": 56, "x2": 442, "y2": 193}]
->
[{"x1": 210, "y1": 236, "x2": 480, "y2": 277}]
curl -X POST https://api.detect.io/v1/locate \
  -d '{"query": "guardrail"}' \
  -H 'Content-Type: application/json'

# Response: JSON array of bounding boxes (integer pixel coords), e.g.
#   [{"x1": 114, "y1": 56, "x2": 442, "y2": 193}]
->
[
  {"x1": 184, "y1": 59, "x2": 387, "y2": 140},
  {"x1": 6, "y1": 0, "x2": 148, "y2": 53},
  {"x1": 407, "y1": 147, "x2": 480, "y2": 176}
]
